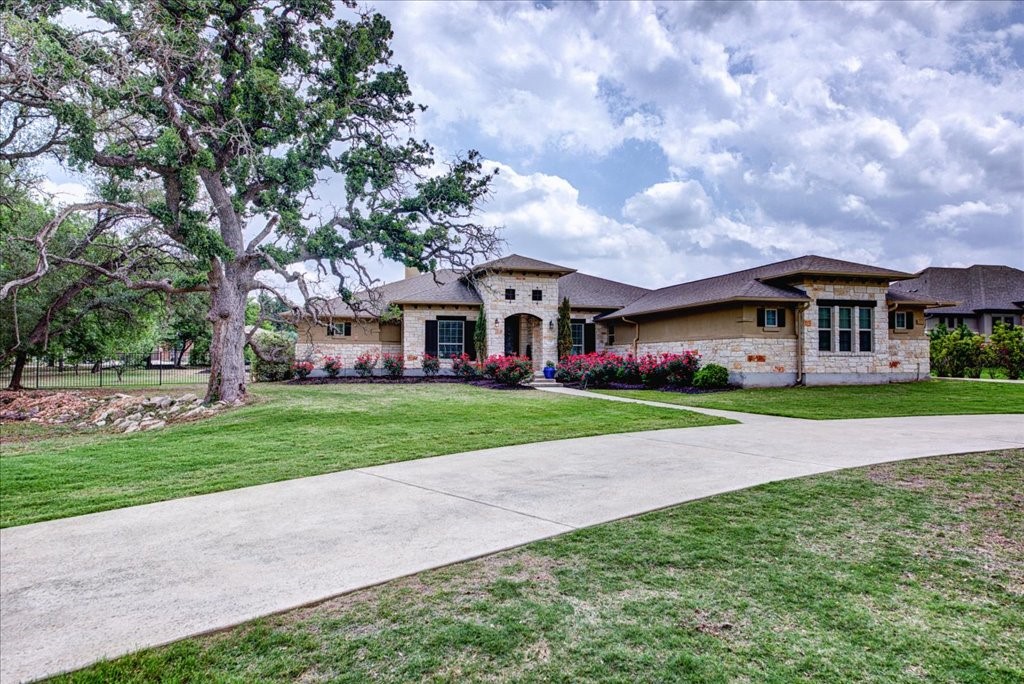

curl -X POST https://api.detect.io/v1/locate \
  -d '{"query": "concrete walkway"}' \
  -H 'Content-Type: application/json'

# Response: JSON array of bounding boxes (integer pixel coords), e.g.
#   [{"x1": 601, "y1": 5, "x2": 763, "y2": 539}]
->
[{"x1": 2, "y1": 398, "x2": 1023, "y2": 683}]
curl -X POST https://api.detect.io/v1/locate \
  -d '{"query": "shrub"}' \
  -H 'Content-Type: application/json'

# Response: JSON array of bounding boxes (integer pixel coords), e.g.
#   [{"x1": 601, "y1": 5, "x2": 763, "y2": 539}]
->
[
  {"x1": 322, "y1": 355, "x2": 343, "y2": 378},
  {"x1": 661, "y1": 351, "x2": 701, "y2": 386},
  {"x1": 482, "y1": 354, "x2": 533, "y2": 386},
  {"x1": 451, "y1": 353, "x2": 479, "y2": 380},
  {"x1": 291, "y1": 360, "x2": 313, "y2": 379},
  {"x1": 985, "y1": 322, "x2": 1024, "y2": 380},
  {"x1": 693, "y1": 363, "x2": 730, "y2": 389},
  {"x1": 353, "y1": 352, "x2": 379, "y2": 377},
  {"x1": 615, "y1": 355, "x2": 642, "y2": 384},
  {"x1": 930, "y1": 326, "x2": 985, "y2": 378},
  {"x1": 251, "y1": 330, "x2": 295, "y2": 382},
  {"x1": 381, "y1": 353, "x2": 405, "y2": 379},
  {"x1": 421, "y1": 354, "x2": 440, "y2": 377}
]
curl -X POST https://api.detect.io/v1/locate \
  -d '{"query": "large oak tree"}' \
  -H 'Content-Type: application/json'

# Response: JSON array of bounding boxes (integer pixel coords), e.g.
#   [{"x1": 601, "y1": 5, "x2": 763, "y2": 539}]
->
[{"x1": 1, "y1": 0, "x2": 499, "y2": 402}]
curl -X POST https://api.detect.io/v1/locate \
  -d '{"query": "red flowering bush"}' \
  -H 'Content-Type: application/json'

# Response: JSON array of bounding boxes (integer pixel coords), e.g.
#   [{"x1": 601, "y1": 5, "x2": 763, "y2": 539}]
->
[
  {"x1": 291, "y1": 360, "x2": 314, "y2": 379},
  {"x1": 451, "y1": 353, "x2": 479, "y2": 379},
  {"x1": 421, "y1": 354, "x2": 441, "y2": 376},
  {"x1": 353, "y1": 352, "x2": 379, "y2": 377},
  {"x1": 482, "y1": 354, "x2": 533, "y2": 386},
  {"x1": 381, "y1": 353, "x2": 405, "y2": 379},
  {"x1": 322, "y1": 355, "x2": 343, "y2": 378}
]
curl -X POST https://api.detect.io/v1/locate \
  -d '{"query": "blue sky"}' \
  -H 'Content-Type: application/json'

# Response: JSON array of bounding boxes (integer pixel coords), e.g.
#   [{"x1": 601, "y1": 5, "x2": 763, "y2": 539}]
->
[{"x1": 372, "y1": 0, "x2": 1024, "y2": 287}]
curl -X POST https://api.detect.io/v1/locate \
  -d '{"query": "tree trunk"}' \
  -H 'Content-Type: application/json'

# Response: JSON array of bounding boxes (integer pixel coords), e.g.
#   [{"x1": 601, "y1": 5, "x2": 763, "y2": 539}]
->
[
  {"x1": 7, "y1": 351, "x2": 28, "y2": 390},
  {"x1": 205, "y1": 261, "x2": 251, "y2": 403}
]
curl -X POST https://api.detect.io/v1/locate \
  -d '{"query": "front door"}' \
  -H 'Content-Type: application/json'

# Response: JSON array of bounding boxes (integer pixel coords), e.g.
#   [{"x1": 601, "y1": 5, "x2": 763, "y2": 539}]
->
[{"x1": 504, "y1": 316, "x2": 520, "y2": 355}]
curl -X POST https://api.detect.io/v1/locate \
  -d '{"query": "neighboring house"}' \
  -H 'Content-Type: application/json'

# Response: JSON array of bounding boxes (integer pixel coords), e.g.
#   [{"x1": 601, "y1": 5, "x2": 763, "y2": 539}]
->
[
  {"x1": 888, "y1": 265, "x2": 1024, "y2": 335},
  {"x1": 294, "y1": 253, "x2": 946, "y2": 386}
]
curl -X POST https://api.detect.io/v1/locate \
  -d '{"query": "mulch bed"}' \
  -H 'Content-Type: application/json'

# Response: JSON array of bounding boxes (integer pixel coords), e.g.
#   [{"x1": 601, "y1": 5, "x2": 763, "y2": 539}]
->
[
  {"x1": 287, "y1": 376, "x2": 534, "y2": 390},
  {"x1": 560, "y1": 382, "x2": 738, "y2": 394}
]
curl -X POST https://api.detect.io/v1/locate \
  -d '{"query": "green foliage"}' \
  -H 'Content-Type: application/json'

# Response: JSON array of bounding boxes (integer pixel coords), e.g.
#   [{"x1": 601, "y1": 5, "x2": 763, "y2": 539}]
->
[
  {"x1": 557, "y1": 298, "x2": 572, "y2": 361},
  {"x1": 693, "y1": 363, "x2": 731, "y2": 389},
  {"x1": 474, "y1": 306, "x2": 487, "y2": 360},
  {"x1": 929, "y1": 325, "x2": 986, "y2": 378},
  {"x1": 381, "y1": 353, "x2": 405, "y2": 379},
  {"x1": 251, "y1": 331, "x2": 295, "y2": 382},
  {"x1": 985, "y1": 322, "x2": 1024, "y2": 380}
]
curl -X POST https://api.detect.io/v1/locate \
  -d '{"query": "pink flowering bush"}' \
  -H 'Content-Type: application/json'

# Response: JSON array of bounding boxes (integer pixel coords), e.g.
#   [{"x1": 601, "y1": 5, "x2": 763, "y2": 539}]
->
[
  {"x1": 353, "y1": 352, "x2": 379, "y2": 377},
  {"x1": 451, "y1": 353, "x2": 479, "y2": 379},
  {"x1": 421, "y1": 354, "x2": 441, "y2": 376},
  {"x1": 322, "y1": 355, "x2": 344, "y2": 378},
  {"x1": 381, "y1": 352, "x2": 405, "y2": 379},
  {"x1": 482, "y1": 354, "x2": 533, "y2": 386},
  {"x1": 291, "y1": 360, "x2": 314, "y2": 379},
  {"x1": 556, "y1": 350, "x2": 701, "y2": 388}
]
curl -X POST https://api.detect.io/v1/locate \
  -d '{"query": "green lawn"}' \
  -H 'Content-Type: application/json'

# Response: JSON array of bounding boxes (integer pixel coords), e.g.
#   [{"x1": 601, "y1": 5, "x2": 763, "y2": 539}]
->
[
  {"x1": 55, "y1": 449, "x2": 1024, "y2": 683},
  {"x1": 0, "y1": 383, "x2": 726, "y2": 528},
  {"x1": 598, "y1": 379, "x2": 1024, "y2": 419}
]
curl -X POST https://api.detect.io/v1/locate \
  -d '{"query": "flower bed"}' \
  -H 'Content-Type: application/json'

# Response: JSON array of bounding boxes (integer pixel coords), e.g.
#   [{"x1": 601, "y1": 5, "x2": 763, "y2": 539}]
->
[{"x1": 556, "y1": 351, "x2": 704, "y2": 389}]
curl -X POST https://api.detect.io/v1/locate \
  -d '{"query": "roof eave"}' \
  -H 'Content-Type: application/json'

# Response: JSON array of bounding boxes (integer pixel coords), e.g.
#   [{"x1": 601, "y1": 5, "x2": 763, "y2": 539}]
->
[{"x1": 761, "y1": 269, "x2": 915, "y2": 283}]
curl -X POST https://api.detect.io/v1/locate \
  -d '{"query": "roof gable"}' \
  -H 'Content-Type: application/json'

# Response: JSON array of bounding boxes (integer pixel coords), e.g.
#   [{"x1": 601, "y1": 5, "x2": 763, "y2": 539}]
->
[{"x1": 472, "y1": 254, "x2": 576, "y2": 275}]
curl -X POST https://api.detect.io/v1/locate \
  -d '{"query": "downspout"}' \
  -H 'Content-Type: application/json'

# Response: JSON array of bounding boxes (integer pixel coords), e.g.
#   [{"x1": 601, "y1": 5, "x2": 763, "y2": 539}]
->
[
  {"x1": 795, "y1": 302, "x2": 809, "y2": 385},
  {"x1": 622, "y1": 317, "x2": 640, "y2": 356}
]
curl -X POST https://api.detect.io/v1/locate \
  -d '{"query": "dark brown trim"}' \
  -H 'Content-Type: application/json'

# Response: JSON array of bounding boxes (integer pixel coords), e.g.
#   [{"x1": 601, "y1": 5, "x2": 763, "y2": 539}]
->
[{"x1": 817, "y1": 299, "x2": 878, "y2": 308}]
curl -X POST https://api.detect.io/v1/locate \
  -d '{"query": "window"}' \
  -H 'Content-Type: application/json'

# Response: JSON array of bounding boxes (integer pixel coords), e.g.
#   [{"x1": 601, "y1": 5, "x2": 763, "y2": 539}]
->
[
  {"x1": 764, "y1": 309, "x2": 778, "y2": 327},
  {"x1": 993, "y1": 315, "x2": 1015, "y2": 329},
  {"x1": 607, "y1": 324, "x2": 615, "y2": 346},
  {"x1": 895, "y1": 312, "x2": 907, "y2": 329},
  {"x1": 818, "y1": 306, "x2": 832, "y2": 351},
  {"x1": 838, "y1": 307, "x2": 853, "y2": 352},
  {"x1": 859, "y1": 308, "x2": 872, "y2": 352},
  {"x1": 571, "y1": 321, "x2": 584, "y2": 356},
  {"x1": 940, "y1": 316, "x2": 964, "y2": 329},
  {"x1": 327, "y1": 321, "x2": 351, "y2": 337},
  {"x1": 821, "y1": 303, "x2": 876, "y2": 352},
  {"x1": 532, "y1": 289, "x2": 543, "y2": 301},
  {"x1": 505, "y1": 288, "x2": 516, "y2": 301},
  {"x1": 437, "y1": 319, "x2": 464, "y2": 358}
]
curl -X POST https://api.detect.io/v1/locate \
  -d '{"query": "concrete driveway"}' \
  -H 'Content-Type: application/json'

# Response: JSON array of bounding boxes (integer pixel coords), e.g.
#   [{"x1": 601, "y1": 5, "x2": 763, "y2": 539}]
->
[{"x1": 2, "y1": 393, "x2": 1022, "y2": 683}]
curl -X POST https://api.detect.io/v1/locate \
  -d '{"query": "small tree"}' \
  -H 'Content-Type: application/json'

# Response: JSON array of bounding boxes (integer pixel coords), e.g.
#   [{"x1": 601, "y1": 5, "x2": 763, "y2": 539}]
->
[
  {"x1": 474, "y1": 306, "x2": 487, "y2": 360},
  {"x1": 557, "y1": 297, "x2": 573, "y2": 361},
  {"x1": 986, "y1": 322, "x2": 1024, "y2": 380}
]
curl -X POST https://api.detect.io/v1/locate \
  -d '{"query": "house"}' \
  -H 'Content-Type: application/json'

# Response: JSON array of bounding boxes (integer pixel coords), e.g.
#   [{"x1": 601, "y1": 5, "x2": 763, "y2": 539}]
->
[
  {"x1": 888, "y1": 265, "x2": 1024, "y2": 335},
  {"x1": 294, "y1": 253, "x2": 944, "y2": 386}
]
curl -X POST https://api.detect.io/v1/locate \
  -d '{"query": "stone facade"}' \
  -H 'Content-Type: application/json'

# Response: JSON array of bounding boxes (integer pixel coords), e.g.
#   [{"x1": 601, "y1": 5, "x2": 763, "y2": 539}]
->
[
  {"x1": 795, "y1": 280, "x2": 928, "y2": 384},
  {"x1": 295, "y1": 341, "x2": 402, "y2": 366},
  {"x1": 608, "y1": 337, "x2": 799, "y2": 386},
  {"x1": 475, "y1": 271, "x2": 560, "y2": 367},
  {"x1": 402, "y1": 305, "x2": 480, "y2": 369}
]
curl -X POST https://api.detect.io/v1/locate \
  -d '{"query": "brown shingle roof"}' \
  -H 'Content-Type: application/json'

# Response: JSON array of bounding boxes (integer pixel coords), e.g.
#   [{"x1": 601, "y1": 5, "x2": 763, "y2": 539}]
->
[
  {"x1": 472, "y1": 254, "x2": 576, "y2": 275},
  {"x1": 890, "y1": 265, "x2": 1024, "y2": 315},
  {"x1": 557, "y1": 272, "x2": 649, "y2": 310},
  {"x1": 315, "y1": 270, "x2": 481, "y2": 317},
  {"x1": 603, "y1": 255, "x2": 913, "y2": 320}
]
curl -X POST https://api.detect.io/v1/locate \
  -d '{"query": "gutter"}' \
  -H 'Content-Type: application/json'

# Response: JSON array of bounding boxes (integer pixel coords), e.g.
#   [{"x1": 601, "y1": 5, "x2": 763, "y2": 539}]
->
[{"x1": 795, "y1": 302, "x2": 809, "y2": 385}]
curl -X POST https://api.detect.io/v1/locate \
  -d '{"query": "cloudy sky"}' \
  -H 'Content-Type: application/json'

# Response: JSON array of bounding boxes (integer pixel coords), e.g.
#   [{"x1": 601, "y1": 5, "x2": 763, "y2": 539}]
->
[
  {"x1": 368, "y1": 0, "x2": 1024, "y2": 287},
  {"x1": 42, "y1": 0, "x2": 1024, "y2": 291}
]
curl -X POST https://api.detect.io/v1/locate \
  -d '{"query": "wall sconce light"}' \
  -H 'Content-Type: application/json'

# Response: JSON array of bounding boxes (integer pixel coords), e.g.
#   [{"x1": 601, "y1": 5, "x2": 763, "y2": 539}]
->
[
  {"x1": 548, "y1": 319, "x2": 555, "y2": 330},
  {"x1": 494, "y1": 317, "x2": 500, "y2": 329}
]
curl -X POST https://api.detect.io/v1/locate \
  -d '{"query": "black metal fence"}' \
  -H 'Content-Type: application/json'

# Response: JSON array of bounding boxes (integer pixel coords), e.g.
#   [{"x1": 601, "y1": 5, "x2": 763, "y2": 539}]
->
[{"x1": 1, "y1": 350, "x2": 212, "y2": 390}]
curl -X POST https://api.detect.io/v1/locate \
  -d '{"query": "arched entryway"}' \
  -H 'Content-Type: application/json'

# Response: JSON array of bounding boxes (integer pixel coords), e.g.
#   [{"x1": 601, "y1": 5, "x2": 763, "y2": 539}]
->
[{"x1": 503, "y1": 313, "x2": 543, "y2": 359}]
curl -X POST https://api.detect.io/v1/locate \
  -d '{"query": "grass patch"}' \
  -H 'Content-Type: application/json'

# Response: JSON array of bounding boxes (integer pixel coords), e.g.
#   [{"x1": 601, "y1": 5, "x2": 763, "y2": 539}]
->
[
  {"x1": 55, "y1": 449, "x2": 1024, "y2": 683},
  {"x1": 598, "y1": 379, "x2": 1024, "y2": 419},
  {"x1": 0, "y1": 383, "x2": 725, "y2": 528}
]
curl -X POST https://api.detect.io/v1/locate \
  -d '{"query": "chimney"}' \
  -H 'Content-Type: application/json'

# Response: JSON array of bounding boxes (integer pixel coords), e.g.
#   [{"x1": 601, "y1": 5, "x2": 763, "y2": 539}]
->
[{"x1": 404, "y1": 266, "x2": 421, "y2": 279}]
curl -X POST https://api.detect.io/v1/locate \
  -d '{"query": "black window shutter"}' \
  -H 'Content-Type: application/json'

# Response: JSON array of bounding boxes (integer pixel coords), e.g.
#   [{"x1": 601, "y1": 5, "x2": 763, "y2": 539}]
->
[
  {"x1": 888, "y1": 312, "x2": 896, "y2": 329},
  {"x1": 425, "y1": 320, "x2": 438, "y2": 357},
  {"x1": 778, "y1": 309, "x2": 786, "y2": 327},
  {"x1": 584, "y1": 323, "x2": 596, "y2": 354},
  {"x1": 756, "y1": 308, "x2": 765, "y2": 327},
  {"x1": 464, "y1": 319, "x2": 476, "y2": 360},
  {"x1": 906, "y1": 312, "x2": 914, "y2": 330}
]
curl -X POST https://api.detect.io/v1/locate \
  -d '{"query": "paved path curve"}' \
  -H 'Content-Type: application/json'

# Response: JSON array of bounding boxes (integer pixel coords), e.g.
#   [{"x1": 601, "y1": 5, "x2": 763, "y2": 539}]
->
[{"x1": 2, "y1": 391, "x2": 1022, "y2": 682}]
